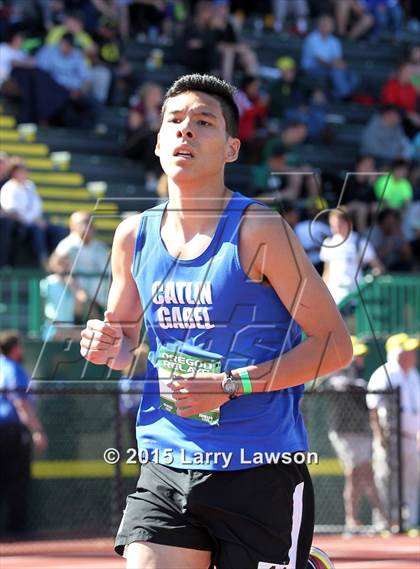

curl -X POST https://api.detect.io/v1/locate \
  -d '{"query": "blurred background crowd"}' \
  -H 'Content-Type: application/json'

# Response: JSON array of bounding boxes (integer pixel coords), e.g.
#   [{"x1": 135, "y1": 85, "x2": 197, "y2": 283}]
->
[{"x1": 0, "y1": 0, "x2": 419, "y2": 540}]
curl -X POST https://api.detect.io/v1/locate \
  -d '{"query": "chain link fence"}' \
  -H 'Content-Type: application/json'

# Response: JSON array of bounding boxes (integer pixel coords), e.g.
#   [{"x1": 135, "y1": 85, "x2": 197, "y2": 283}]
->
[{"x1": 0, "y1": 387, "x2": 403, "y2": 538}]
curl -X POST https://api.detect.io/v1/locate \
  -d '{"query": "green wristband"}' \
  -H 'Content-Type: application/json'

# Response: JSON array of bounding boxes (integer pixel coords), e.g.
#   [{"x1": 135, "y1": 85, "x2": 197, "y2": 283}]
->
[{"x1": 238, "y1": 369, "x2": 252, "y2": 394}]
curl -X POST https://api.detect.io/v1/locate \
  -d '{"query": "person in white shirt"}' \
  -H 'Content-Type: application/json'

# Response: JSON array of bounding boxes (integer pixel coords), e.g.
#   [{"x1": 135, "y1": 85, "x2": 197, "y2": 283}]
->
[
  {"x1": 0, "y1": 162, "x2": 66, "y2": 268},
  {"x1": 0, "y1": 27, "x2": 33, "y2": 89},
  {"x1": 301, "y1": 14, "x2": 359, "y2": 100},
  {"x1": 320, "y1": 207, "x2": 383, "y2": 305},
  {"x1": 54, "y1": 211, "x2": 111, "y2": 314},
  {"x1": 367, "y1": 333, "x2": 420, "y2": 530},
  {"x1": 1, "y1": 163, "x2": 46, "y2": 268}
]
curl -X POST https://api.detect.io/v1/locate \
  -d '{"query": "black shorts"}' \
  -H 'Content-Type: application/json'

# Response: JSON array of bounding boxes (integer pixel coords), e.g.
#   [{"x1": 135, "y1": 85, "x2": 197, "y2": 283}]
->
[{"x1": 115, "y1": 459, "x2": 314, "y2": 569}]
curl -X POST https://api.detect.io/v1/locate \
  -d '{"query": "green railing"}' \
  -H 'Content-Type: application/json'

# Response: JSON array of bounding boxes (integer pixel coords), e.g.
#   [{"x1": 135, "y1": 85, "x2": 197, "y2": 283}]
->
[
  {"x1": 339, "y1": 273, "x2": 420, "y2": 338},
  {"x1": 1, "y1": 269, "x2": 419, "y2": 339},
  {"x1": 0, "y1": 268, "x2": 44, "y2": 335}
]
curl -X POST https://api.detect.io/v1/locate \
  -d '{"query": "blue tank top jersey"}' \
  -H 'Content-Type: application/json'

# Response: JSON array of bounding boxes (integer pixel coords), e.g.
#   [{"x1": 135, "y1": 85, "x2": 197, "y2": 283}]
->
[{"x1": 132, "y1": 191, "x2": 308, "y2": 470}]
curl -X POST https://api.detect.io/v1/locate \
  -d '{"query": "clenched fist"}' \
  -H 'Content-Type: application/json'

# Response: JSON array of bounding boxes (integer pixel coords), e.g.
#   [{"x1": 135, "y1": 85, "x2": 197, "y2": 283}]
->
[{"x1": 80, "y1": 310, "x2": 123, "y2": 366}]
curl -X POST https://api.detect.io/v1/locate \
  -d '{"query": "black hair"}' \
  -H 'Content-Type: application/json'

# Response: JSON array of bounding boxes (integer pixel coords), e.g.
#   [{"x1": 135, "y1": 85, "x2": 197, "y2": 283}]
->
[
  {"x1": 380, "y1": 104, "x2": 401, "y2": 116},
  {"x1": 4, "y1": 24, "x2": 25, "y2": 44},
  {"x1": 377, "y1": 208, "x2": 399, "y2": 224},
  {"x1": 162, "y1": 74, "x2": 239, "y2": 137},
  {"x1": 61, "y1": 32, "x2": 75, "y2": 46},
  {"x1": 391, "y1": 158, "x2": 409, "y2": 170},
  {"x1": 0, "y1": 330, "x2": 21, "y2": 356}
]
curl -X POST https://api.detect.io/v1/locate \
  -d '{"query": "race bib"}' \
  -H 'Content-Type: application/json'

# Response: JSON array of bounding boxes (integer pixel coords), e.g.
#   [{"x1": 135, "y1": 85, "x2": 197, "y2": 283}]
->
[{"x1": 156, "y1": 346, "x2": 222, "y2": 426}]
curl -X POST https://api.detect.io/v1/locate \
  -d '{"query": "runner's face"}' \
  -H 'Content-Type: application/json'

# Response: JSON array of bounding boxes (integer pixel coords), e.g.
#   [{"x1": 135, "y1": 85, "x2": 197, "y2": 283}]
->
[{"x1": 156, "y1": 91, "x2": 239, "y2": 184}]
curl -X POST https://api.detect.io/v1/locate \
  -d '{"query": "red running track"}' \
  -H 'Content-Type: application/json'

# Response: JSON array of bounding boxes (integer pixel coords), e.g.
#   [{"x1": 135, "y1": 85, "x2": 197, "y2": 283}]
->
[{"x1": 1, "y1": 534, "x2": 419, "y2": 568}]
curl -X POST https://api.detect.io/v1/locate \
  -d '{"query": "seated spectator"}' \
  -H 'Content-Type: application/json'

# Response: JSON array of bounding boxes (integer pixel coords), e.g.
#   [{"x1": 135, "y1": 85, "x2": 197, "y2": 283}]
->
[
  {"x1": 124, "y1": 81, "x2": 163, "y2": 188},
  {"x1": 46, "y1": 11, "x2": 95, "y2": 52},
  {"x1": 0, "y1": 26, "x2": 34, "y2": 94},
  {"x1": 212, "y1": 0, "x2": 258, "y2": 83},
  {"x1": 234, "y1": 75, "x2": 268, "y2": 162},
  {"x1": 271, "y1": 0, "x2": 309, "y2": 35},
  {"x1": 360, "y1": 106, "x2": 411, "y2": 164},
  {"x1": 301, "y1": 14, "x2": 359, "y2": 100},
  {"x1": 320, "y1": 208, "x2": 383, "y2": 304},
  {"x1": 381, "y1": 62, "x2": 420, "y2": 138},
  {"x1": 341, "y1": 155, "x2": 377, "y2": 233},
  {"x1": 374, "y1": 159, "x2": 413, "y2": 209},
  {"x1": 369, "y1": 208, "x2": 413, "y2": 271},
  {"x1": 182, "y1": 1, "x2": 217, "y2": 75},
  {"x1": 40, "y1": 252, "x2": 89, "y2": 340},
  {"x1": 0, "y1": 162, "x2": 66, "y2": 269},
  {"x1": 91, "y1": 15, "x2": 134, "y2": 105},
  {"x1": 333, "y1": 0, "x2": 374, "y2": 39},
  {"x1": 374, "y1": 160, "x2": 413, "y2": 209},
  {"x1": 294, "y1": 201, "x2": 331, "y2": 274},
  {"x1": 361, "y1": 0, "x2": 404, "y2": 39},
  {"x1": 269, "y1": 56, "x2": 327, "y2": 143},
  {"x1": 54, "y1": 211, "x2": 110, "y2": 316},
  {"x1": 46, "y1": 11, "x2": 112, "y2": 104},
  {"x1": 252, "y1": 143, "x2": 319, "y2": 201},
  {"x1": 36, "y1": 33, "x2": 98, "y2": 127}
]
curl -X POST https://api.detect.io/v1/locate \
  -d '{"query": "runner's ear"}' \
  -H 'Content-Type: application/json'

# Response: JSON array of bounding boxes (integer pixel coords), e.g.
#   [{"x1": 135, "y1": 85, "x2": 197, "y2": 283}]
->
[
  {"x1": 155, "y1": 132, "x2": 161, "y2": 157},
  {"x1": 225, "y1": 137, "x2": 240, "y2": 163}
]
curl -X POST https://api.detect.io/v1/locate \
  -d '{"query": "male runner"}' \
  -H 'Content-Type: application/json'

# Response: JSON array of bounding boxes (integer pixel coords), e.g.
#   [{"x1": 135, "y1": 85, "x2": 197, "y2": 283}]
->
[{"x1": 80, "y1": 74, "x2": 352, "y2": 569}]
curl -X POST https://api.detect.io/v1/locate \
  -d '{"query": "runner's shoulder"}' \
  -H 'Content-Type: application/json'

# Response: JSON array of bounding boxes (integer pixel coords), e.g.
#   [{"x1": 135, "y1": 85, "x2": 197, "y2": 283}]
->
[
  {"x1": 241, "y1": 201, "x2": 287, "y2": 242},
  {"x1": 112, "y1": 212, "x2": 143, "y2": 252}
]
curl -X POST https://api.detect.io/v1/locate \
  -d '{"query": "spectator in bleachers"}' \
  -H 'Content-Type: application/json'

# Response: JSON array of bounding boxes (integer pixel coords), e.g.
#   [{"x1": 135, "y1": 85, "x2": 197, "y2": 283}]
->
[
  {"x1": 252, "y1": 143, "x2": 319, "y2": 202},
  {"x1": 36, "y1": 32, "x2": 99, "y2": 127},
  {"x1": 0, "y1": 26, "x2": 34, "y2": 94},
  {"x1": 45, "y1": 11, "x2": 112, "y2": 104},
  {"x1": 341, "y1": 155, "x2": 377, "y2": 233},
  {"x1": 360, "y1": 105, "x2": 411, "y2": 163},
  {"x1": 320, "y1": 207, "x2": 383, "y2": 304},
  {"x1": 333, "y1": 0, "x2": 374, "y2": 40},
  {"x1": 124, "y1": 81, "x2": 163, "y2": 189},
  {"x1": 0, "y1": 162, "x2": 66, "y2": 269},
  {"x1": 91, "y1": 15, "x2": 134, "y2": 105},
  {"x1": 40, "y1": 252, "x2": 89, "y2": 340},
  {"x1": 294, "y1": 200, "x2": 331, "y2": 275},
  {"x1": 381, "y1": 62, "x2": 420, "y2": 138},
  {"x1": 301, "y1": 14, "x2": 359, "y2": 100},
  {"x1": 362, "y1": 0, "x2": 404, "y2": 39},
  {"x1": 46, "y1": 10, "x2": 94, "y2": 51},
  {"x1": 269, "y1": 56, "x2": 327, "y2": 144},
  {"x1": 0, "y1": 330, "x2": 48, "y2": 538},
  {"x1": 369, "y1": 208, "x2": 413, "y2": 271},
  {"x1": 54, "y1": 211, "x2": 110, "y2": 316},
  {"x1": 234, "y1": 75, "x2": 268, "y2": 162},
  {"x1": 212, "y1": 0, "x2": 258, "y2": 83},
  {"x1": 271, "y1": 0, "x2": 309, "y2": 35},
  {"x1": 182, "y1": 1, "x2": 217, "y2": 75},
  {"x1": 374, "y1": 158, "x2": 413, "y2": 209}
]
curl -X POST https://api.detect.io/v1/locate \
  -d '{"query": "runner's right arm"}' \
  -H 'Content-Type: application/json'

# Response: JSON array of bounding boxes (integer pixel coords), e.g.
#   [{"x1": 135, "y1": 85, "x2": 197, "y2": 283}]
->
[{"x1": 80, "y1": 214, "x2": 143, "y2": 370}]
